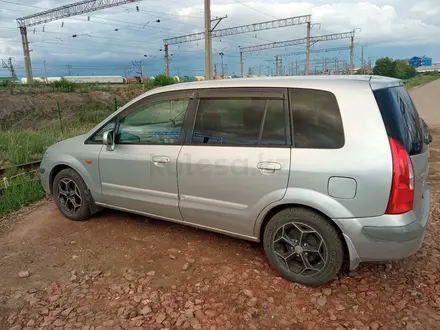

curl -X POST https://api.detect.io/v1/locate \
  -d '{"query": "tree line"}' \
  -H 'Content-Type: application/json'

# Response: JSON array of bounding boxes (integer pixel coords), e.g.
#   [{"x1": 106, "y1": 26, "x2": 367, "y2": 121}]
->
[{"x1": 372, "y1": 57, "x2": 417, "y2": 79}]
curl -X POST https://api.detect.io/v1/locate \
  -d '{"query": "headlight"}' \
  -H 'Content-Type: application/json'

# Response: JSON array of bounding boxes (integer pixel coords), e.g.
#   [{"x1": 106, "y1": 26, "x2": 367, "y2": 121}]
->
[{"x1": 43, "y1": 151, "x2": 50, "y2": 159}]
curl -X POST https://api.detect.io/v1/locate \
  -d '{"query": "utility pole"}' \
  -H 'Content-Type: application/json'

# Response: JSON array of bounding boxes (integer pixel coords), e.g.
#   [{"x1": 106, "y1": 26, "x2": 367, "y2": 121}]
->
[
  {"x1": 204, "y1": 0, "x2": 213, "y2": 80},
  {"x1": 305, "y1": 22, "x2": 311, "y2": 75},
  {"x1": 214, "y1": 64, "x2": 217, "y2": 78},
  {"x1": 67, "y1": 64, "x2": 72, "y2": 76},
  {"x1": 275, "y1": 56, "x2": 279, "y2": 76},
  {"x1": 350, "y1": 35, "x2": 354, "y2": 75},
  {"x1": 17, "y1": 0, "x2": 139, "y2": 85},
  {"x1": 43, "y1": 60, "x2": 47, "y2": 82},
  {"x1": 240, "y1": 51, "x2": 244, "y2": 77},
  {"x1": 279, "y1": 58, "x2": 283, "y2": 75},
  {"x1": 219, "y1": 52, "x2": 225, "y2": 78},
  {"x1": 132, "y1": 61, "x2": 144, "y2": 78},
  {"x1": 295, "y1": 60, "x2": 299, "y2": 75},
  {"x1": 164, "y1": 45, "x2": 170, "y2": 76},
  {"x1": 19, "y1": 27, "x2": 33, "y2": 83},
  {"x1": 124, "y1": 67, "x2": 132, "y2": 77},
  {"x1": 360, "y1": 44, "x2": 367, "y2": 72},
  {"x1": 2, "y1": 57, "x2": 17, "y2": 81},
  {"x1": 165, "y1": 15, "x2": 310, "y2": 80}
]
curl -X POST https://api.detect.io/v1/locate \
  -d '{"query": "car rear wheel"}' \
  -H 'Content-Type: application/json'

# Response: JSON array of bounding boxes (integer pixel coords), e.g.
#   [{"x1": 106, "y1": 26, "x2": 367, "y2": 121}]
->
[
  {"x1": 263, "y1": 207, "x2": 344, "y2": 286},
  {"x1": 53, "y1": 169, "x2": 91, "y2": 221}
]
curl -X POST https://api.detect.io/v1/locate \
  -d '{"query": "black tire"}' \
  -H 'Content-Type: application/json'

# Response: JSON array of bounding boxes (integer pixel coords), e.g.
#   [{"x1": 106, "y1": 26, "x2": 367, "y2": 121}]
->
[
  {"x1": 263, "y1": 207, "x2": 344, "y2": 286},
  {"x1": 53, "y1": 168, "x2": 91, "y2": 221}
]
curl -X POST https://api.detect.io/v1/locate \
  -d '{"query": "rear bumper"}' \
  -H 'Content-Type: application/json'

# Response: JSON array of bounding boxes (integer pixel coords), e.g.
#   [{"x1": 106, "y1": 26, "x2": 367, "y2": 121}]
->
[{"x1": 334, "y1": 185, "x2": 430, "y2": 270}]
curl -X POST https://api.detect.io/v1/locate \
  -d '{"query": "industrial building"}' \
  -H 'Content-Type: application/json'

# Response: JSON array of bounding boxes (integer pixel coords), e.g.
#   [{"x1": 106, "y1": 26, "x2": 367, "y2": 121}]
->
[{"x1": 409, "y1": 56, "x2": 433, "y2": 68}]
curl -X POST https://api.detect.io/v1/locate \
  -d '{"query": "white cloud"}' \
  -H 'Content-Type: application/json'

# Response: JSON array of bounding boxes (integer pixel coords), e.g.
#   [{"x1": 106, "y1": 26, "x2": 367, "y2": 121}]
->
[{"x1": 0, "y1": 0, "x2": 439, "y2": 76}]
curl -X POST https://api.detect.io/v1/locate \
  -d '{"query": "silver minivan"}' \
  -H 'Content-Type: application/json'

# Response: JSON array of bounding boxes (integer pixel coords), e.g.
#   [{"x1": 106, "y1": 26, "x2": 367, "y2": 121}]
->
[{"x1": 40, "y1": 76, "x2": 431, "y2": 285}]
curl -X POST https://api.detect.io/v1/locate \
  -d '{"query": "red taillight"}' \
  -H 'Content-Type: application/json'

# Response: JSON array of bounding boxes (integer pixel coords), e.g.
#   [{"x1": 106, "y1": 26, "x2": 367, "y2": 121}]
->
[{"x1": 386, "y1": 137, "x2": 415, "y2": 214}]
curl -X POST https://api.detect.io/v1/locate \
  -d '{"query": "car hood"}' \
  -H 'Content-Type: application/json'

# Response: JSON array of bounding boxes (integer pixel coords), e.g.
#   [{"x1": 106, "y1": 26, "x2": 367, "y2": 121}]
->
[{"x1": 47, "y1": 134, "x2": 88, "y2": 153}]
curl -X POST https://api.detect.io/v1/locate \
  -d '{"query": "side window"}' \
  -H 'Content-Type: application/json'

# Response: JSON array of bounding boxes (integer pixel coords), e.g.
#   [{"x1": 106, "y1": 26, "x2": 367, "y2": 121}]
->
[
  {"x1": 89, "y1": 121, "x2": 116, "y2": 143},
  {"x1": 116, "y1": 98, "x2": 190, "y2": 144},
  {"x1": 192, "y1": 97, "x2": 287, "y2": 146},
  {"x1": 290, "y1": 89, "x2": 344, "y2": 149}
]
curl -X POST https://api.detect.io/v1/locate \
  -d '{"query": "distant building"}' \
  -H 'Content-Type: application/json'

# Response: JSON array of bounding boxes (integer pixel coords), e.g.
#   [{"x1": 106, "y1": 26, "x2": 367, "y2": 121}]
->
[
  {"x1": 433, "y1": 62, "x2": 440, "y2": 67},
  {"x1": 416, "y1": 66, "x2": 440, "y2": 73},
  {"x1": 409, "y1": 56, "x2": 433, "y2": 68}
]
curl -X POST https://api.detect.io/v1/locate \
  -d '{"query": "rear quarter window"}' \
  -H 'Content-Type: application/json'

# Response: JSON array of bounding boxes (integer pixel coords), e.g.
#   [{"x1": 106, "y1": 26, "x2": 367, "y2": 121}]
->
[
  {"x1": 290, "y1": 88, "x2": 344, "y2": 149},
  {"x1": 373, "y1": 87, "x2": 424, "y2": 155}
]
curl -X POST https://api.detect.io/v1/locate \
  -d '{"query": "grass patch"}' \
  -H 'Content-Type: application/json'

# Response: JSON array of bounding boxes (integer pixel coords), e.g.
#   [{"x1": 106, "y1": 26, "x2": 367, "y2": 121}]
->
[
  {"x1": 0, "y1": 127, "x2": 92, "y2": 167},
  {"x1": 153, "y1": 74, "x2": 177, "y2": 87},
  {"x1": 0, "y1": 172, "x2": 45, "y2": 215},
  {"x1": 0, "y1": 102, "x2": 115, "y2": 167},
  {"x1": 0, "y1": 91, "x2": 137, "y2": 216},
  {"x1": 0, "y1": 124, "x2": 94, "y2": 216},
  {"x1": 0, "y1": 81, "x2": 154, "y2": 95},
  {"x1": 406, "y1": 72, "x2": 440, "y2": 89},
  {"x1": 0, "y1": 125, "x2": 94, "y2": 216}
]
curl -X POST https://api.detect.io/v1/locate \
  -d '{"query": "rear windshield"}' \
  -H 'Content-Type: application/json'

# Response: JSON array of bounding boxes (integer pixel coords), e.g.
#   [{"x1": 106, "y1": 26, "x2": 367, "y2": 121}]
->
[{"x1": 373, "y1": 86, "x2": 424, "y2": 155}]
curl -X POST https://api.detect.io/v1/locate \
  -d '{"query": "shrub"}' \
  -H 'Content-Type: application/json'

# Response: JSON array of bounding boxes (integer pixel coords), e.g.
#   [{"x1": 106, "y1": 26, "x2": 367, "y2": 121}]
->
[
  {"x1": 52, "y1": 79, "x2": 77, "y2": 92},
  {"x1": 153, "y1": 74, "x2": 176, "y2": 87}
]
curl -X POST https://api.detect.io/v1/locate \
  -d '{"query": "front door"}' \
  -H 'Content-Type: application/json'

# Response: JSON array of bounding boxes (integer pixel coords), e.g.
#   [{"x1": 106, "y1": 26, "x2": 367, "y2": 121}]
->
[
  {"x1": 177, "y1": 88, "x2": 291, "y2": 238},
  {"x1": 98, "y1": 90, "x2": 195, "y2": 221}
]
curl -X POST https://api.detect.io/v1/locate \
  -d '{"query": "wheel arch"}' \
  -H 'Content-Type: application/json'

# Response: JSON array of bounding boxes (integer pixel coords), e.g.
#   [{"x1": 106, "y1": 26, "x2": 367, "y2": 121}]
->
[
  {"x1": 48, "y1": 158, "x2": 97, "y2": 195},
  {"x1": 49, "y1": 164, "x2": 73, "y2": 194},
  {"x1": 257, "y1": 203, "x2": 349, "y2": 265},
  {"x1": 49, "y1": 162, "x2": 102, "y2": 216}
]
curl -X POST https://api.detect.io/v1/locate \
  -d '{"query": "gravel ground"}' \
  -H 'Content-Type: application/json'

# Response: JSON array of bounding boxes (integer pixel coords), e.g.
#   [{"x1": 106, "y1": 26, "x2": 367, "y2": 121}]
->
[
  {"x1": 1, "y1": 88, "x2": 440, "y2": 329},
  {"x1": 1, "y1": 148, "x2": 440, "y2": 330}
]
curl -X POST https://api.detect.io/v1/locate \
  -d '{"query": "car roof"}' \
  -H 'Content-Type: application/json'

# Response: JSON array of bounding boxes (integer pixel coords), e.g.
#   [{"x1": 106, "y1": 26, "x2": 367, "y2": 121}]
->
[{"x1": 151, "y1": 75, "x2": 403, "y2": 95}]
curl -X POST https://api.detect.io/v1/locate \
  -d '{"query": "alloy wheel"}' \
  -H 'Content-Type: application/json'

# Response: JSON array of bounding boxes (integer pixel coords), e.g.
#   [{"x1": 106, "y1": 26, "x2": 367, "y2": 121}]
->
[
  {"x1": 58, "y1": 178, "x2": 82, "y2": 214},
  {"x1": 273, "y1": 222, "x2": 328, "y2": 276}
]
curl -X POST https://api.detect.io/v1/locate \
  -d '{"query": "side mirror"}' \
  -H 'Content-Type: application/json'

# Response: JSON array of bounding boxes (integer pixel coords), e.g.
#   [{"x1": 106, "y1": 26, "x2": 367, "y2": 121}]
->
[{"x1": 102, "y1": 130, "x2": 115, "y2": 151}]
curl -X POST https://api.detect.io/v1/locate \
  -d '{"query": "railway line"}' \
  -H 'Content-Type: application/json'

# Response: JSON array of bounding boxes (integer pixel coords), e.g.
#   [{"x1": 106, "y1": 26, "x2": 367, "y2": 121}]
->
[{"x1": 0, "y1": 160, "x2": 42, "y2": 177}]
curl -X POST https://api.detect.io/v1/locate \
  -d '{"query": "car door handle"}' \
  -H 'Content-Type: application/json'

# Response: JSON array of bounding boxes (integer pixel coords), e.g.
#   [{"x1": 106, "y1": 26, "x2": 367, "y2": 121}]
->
[
  {"x1": 152, "y1": 156, "x2": 170, "y2": 166},
  {"x1": 257, "y1": 162, "x2": 282, "y2": 173}
]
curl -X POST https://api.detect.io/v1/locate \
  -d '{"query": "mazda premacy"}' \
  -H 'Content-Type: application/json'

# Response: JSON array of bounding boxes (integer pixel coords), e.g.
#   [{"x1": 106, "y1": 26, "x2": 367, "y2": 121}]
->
[{"x1": 40, "y1": 76, "x2": 431, "y2": 285}]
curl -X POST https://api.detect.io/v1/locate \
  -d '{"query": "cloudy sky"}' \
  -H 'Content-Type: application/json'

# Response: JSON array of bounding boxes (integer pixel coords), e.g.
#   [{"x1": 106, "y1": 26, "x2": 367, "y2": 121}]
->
[{"x1": 0, "y1": 0, "x2": 439, "y2": 78}]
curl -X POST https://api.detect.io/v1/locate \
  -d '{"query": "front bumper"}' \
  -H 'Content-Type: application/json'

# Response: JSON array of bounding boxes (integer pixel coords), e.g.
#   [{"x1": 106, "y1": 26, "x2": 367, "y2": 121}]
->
[
  {"x1": 334, "y1": 185, "x2": 431, "y2": 270},
  {"x1": 39, "y1": 160, "x2": 51, "y2": 194}
]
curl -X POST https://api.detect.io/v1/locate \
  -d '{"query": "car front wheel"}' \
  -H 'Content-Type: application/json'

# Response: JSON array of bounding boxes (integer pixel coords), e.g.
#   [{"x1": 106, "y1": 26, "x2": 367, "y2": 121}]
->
[{"x1": 53, "y1": 168, "x2": 91, "y2": 221}]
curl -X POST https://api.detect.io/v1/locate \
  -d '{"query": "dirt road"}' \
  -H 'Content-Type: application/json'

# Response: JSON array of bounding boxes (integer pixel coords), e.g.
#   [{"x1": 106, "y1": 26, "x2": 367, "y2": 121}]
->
[
  {"x1": 409, "y1": 79, "x2": 440, "y2": 126},
  {"x1": 1, "y1": 82, "x2": 440, "y2": 330}
]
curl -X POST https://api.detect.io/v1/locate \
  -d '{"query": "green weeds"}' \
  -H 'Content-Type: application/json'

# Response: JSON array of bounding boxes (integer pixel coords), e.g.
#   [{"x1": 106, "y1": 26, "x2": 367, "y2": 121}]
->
[{"x1": 406, "y1": 72, "x2": 440, "y2": 89}]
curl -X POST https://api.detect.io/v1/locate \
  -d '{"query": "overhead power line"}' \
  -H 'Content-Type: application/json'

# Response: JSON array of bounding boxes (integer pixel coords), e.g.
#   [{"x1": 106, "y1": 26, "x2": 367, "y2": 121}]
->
[
  {"x1": 239, "y1": 30, "x2": 355, "y2": 53},
  {"x1": 233, "y1": 0, "x2": 278, "y2": 20},
  {"x1": 240, "y1": 30, "x2": 357, "y2": 76},
  {"x1": 164, "y1": 15, "x2": 311, "y2": 45},
  {"x1": 16, "y1": 0, "x2": 138, "y2": 27},
  {"x1": 277, "y1": 46, "x2": 351, "y2": 57},
  {"x1": 15, "y1": 0, "x2": 144, "y2": 83}
]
